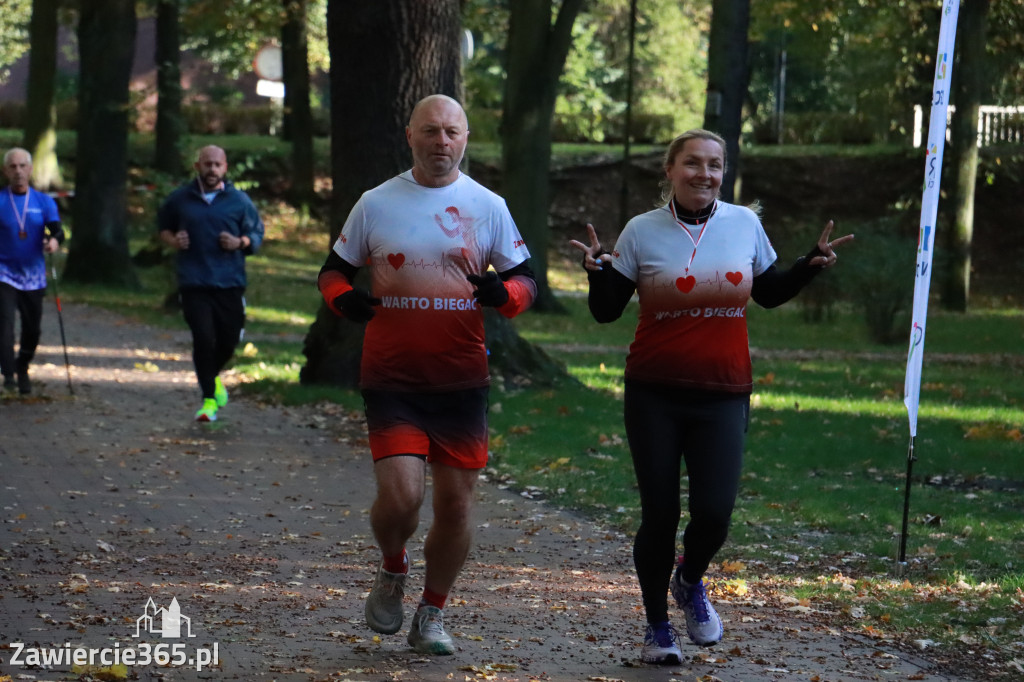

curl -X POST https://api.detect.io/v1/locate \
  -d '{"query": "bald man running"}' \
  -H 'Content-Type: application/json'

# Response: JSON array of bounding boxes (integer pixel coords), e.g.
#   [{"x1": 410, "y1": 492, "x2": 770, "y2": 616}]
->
[
  {"x1": 158, "y1": 145, "x2": 264, "y2": 422},
  {"x1": 317, "y1": 94, "x2": 537, "y2": 655}
]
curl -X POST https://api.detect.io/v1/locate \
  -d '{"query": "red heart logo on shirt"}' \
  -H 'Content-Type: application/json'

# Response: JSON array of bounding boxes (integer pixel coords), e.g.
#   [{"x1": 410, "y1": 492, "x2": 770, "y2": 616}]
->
[
  {"x1": 387, "y1": 253, "x2": 405, "y2": 270},
  {"x1": 726, "y1": 271, "x2": 743, "y2": 286},
  {"x1": 675, "y1": 276, "x2": 696, "y2": 293}
]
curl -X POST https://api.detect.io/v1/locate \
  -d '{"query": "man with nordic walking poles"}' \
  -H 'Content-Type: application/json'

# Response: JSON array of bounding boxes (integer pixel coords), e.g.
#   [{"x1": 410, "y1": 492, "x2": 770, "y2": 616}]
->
[{"x1": 0, "y1": 148, "x2": 65, "y2": 396}]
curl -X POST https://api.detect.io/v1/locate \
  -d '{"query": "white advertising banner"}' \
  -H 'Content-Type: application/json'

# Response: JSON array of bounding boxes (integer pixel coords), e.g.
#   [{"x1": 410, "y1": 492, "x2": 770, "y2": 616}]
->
[{"x1": 904, "y1": 0, "x2": 961, "y2": 438}]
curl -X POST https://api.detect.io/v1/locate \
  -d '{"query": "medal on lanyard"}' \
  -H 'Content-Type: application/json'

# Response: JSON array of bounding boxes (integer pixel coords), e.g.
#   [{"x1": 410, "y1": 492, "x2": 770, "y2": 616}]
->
[{"x1": 9, "y1": 188, "x2": 29, "y2": 240}]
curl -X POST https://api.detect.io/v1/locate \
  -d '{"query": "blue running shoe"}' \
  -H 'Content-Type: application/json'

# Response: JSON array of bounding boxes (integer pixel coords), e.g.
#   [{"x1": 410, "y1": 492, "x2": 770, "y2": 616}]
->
[{"x1": 641, "y1": 620, "x2": 682, "y2": 664}]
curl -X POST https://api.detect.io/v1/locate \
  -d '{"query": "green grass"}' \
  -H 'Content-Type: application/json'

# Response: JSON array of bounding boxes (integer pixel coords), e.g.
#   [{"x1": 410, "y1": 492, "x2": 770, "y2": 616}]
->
[{"x1": 493, "y1": 293, "x2": 1024, "y2": 669}]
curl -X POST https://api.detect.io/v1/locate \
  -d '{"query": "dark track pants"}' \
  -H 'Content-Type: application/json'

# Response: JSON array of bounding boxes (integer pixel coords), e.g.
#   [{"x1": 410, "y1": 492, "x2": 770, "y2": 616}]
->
[
  {"x1": 180, "y1": 287, "x2": 245, "y2": 400},
  {"x1": 623, "y1": 380, "x2": 749, "y2": 624},
  {"x1": 0, "y1": 283, "x2": 44, "y2": 378}
]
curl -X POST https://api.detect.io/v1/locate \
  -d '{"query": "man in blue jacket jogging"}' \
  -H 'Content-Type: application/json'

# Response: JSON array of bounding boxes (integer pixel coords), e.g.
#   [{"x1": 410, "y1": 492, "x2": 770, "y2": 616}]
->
[{"x1": 158, "y1": 145, "x2": 264, "y2": 422}]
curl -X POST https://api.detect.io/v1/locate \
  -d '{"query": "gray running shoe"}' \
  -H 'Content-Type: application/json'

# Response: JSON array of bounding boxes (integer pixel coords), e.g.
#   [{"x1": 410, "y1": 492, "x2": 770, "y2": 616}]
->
[
  {"x1": 407, "y1": 605, "x2": 454, "y2": 655},
  {"x1": 671, "y1": 567, "x2": 723, "y2": 646},
  {"x1": 364, "y1": 563, "x2": 406, "y2": 634}
]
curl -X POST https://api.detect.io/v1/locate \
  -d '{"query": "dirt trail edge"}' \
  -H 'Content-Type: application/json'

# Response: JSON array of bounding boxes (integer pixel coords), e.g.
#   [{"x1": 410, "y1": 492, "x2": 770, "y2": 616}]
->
[{"x1": 1, "y1": 303, "x2": 963, "y2": 682}]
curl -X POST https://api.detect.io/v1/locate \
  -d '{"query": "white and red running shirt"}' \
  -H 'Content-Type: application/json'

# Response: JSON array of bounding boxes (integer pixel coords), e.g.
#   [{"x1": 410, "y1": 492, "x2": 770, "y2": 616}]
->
[
  {"x1": 334, "y1": 171, "x2": 531, "y2": 392},
  {"x1": 610, "y1": 201, "x2": 777, "y2": 393}
]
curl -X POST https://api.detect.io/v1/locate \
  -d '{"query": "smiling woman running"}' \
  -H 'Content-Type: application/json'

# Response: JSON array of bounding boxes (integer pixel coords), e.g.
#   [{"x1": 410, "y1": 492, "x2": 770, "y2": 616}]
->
[{"x1": 570, "y1": 129, "x2": 853, "y2": 665}]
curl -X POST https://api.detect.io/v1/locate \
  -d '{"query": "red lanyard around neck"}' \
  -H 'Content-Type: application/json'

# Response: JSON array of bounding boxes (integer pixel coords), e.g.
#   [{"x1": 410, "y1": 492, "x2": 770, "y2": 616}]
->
[
  {"x1": 8, "y1": 188, "x2": 30, "y2": 239},
  {"x1": 670, "y1": 200, "x2": 715, "y2": 274}
]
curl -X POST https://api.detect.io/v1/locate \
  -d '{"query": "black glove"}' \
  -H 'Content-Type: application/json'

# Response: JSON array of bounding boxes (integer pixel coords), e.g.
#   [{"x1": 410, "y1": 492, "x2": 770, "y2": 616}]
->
[
  {"x1": 467, "y1": 272, "x2": 509, "y2": 307},
  {"x1": 333, "y1": 288, "x2": 381, "y2": 323}
]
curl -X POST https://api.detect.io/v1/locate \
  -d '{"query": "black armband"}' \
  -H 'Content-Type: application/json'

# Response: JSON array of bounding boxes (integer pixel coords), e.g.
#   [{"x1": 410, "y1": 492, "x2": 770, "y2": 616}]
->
[
  {"x1": 45, "y1": 221, "x2": 65, "y2": 244},
  {"x1": 319, "y1": 249, "x2": 360, "y2": 281}
]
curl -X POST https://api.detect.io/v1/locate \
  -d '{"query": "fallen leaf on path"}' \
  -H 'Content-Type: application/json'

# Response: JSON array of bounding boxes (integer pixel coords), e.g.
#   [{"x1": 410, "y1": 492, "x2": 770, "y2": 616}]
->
[
  {"x1": 716, "y1": 578, "x2": 748, "y2": 597},
  {"x1": 71, "y1": 663, "x2": 128, "y2": 681}
]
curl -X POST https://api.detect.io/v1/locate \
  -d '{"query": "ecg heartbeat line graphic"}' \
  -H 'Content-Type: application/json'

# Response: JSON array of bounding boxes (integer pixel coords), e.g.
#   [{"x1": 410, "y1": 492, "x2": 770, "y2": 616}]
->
[
  {"x1": 402, "y1": 258, "x2": 444, "y2": 270},
  {"x1": 644, "y1": 271, "x2": 740, "y2": 294},
  {"x1": 370, "y1": 251, "x2": 475, "y2": 279}
]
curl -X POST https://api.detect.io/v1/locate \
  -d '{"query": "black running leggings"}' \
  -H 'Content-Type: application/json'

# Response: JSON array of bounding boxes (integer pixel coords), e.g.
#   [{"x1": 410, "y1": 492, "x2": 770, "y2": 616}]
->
[
  {"x1": 0, "y1": 283, "x2": 44, "y2": 377},
  {"x1": 180, "y1": 287, "x2": 245, "y2": 399},
  {"x1": 624, "y1": 380, "x2": 749, "y2": 625}
]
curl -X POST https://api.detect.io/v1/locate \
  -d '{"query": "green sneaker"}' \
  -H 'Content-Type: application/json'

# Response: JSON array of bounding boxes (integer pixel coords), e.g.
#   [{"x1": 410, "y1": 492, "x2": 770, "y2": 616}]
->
[
  {"x1": 214, "y1": 376, "x2": 229, "y2": 407},
  {"x1": 195, "y1": 398, "x2": 219, "y2": 422}
]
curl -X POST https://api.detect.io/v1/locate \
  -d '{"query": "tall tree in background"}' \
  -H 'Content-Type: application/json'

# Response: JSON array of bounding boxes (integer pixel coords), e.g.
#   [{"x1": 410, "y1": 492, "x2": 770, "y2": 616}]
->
[
  {"x1": 0, "y1": 0, "x2": 32, "y2": 83},
  {"x1": 302, "y1": 0, "x2": 562, "y2": 388},
  {"x1": 155, "y1": 0, "x2": 185, "y2": 176},
  {"x1": 301, "y1": 0, "x2": 462, "y2": 386},
  {"x1": 22, "y1": 0, "x2": 62, "y2": 190},
  {"x1": 463, "y1": 0, "x2": 706, "y2": 144},
  {"x1": 500, "y1": 0, "x2": 585, "y2": 313},
  {"x1": 944, "y1": 0, "x2": 989, "y2": 312},
  {"x1": 703, "y1": 0, "x2": 750, "y2": 202},
  {"x1": 179, "y1": 0, "x2": 329, "y2": 80},
  {"x1": 281, "y1": 0, "x2": 315, "y2": 204},
  {"x1": 65, "y1": 0, "x2": 138, "y2": 287}
]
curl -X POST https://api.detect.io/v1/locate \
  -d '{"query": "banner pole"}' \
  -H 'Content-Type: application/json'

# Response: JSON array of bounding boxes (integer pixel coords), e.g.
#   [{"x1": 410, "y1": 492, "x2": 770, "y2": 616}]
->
[
  {"x1": 896, "y1": 436, "x2": 917, "y2": 576},
  {"x1": 899, "y1": 0, "x2": 960, "y2": 576}
]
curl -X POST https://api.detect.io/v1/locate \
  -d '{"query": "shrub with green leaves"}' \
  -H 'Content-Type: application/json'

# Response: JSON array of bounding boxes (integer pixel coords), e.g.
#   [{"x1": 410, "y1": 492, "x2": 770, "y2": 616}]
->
[{"x1": 840, "y1": 216, "x2": 918, "y2": 344}]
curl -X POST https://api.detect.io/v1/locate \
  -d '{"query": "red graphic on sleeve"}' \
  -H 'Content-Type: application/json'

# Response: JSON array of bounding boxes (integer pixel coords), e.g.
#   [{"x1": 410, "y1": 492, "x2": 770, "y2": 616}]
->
[
  {"x1": 675, "y1": 276, "x2": 696, "y2": 293},
  {"x1": 725, "y1": 271, "x2": 743, "y2": 286},
  {"x1": 387, "y1": 253, "x2": 405, "y2": 270}
]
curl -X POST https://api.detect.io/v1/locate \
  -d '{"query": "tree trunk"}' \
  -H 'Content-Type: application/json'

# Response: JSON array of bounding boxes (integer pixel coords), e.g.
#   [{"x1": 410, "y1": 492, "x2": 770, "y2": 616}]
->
[
  {"x1": 301, "y1": 0, "x2": 461, "y2": 386},
  {"x1": 500, "y1": 0, "x2": 585, "y2": 314},
  {"x1": 302, "y1": 0, "x2": 565, "y2": 389},
  {"x1": 703, "y1": 0, "x2": 751, "y2": 203},
  {"x1": 944, "y1": 0, "x2": 988, "y2": 312},
  {"x1": 23, "y1": 0, "x2": 62, "y2": 191},
  {"x1": 282, "y1": 0, "x2": 315, "y2": 204},
  {"x1": 155, "y1": 0, "x2": 185, "y2": 176},
  {"x1": 65, "y1": 0, "x2": 138, "y2": 288}
]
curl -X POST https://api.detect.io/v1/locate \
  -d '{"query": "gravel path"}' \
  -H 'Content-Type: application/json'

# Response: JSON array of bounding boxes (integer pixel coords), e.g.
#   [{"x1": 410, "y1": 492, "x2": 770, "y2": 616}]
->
[{"x1": 0, "y1": 302, "x2": 967, "y2": 682}]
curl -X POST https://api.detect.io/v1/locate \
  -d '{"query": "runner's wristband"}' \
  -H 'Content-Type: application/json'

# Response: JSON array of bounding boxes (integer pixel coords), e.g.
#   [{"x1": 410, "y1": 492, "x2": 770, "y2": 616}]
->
[
  {"x1": 497, "y1": 276, "x2": 537, "y2": 319},
  {"x1": 319, "y1": 270, "x2": 353, "y2": 317}
]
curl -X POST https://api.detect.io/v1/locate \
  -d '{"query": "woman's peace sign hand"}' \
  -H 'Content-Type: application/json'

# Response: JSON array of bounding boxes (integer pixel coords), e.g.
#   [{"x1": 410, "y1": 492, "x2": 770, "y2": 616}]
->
[{"x1": 569, "y1": 223, "x2": 612, "y2": 272}]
